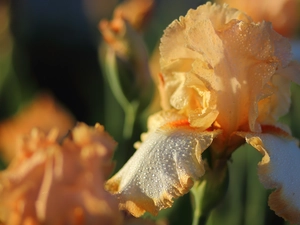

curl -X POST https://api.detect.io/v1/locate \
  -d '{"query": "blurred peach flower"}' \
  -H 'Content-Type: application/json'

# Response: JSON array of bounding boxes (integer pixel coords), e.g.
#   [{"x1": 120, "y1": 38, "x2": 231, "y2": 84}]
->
[
  {"x1": 112, "y1": 0, "x2": 154, "y2": 31},
  {"x1": 0, "y1": 93, "x2": 75, "y2": 162},
  {"x1": 106, "y1": 3, "x2": 300, "y2": 224},
  {"x1": 99, "y1": 0, "x2": 154, "y2": 62},
  {"x1": 123, "y1": 217, "x2": 163, "y2": 225},
  {"x1": 99, "y1": 0, "x2": 153, "y2": 61},
  {"x1": 0, "y1": 123, "x2": 123, "y2": 225},
  {"x1": 215, "y1": 0, "x2": 299, "y2": 37}
]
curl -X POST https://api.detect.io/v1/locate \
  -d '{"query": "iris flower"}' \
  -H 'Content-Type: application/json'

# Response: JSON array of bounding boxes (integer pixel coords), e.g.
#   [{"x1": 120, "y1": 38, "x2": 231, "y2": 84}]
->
[
  {"x1": 106, "y1": 2, "x2": 300, "y2": 224},
  {"x1": 0, "y1": 93, "x2": 75, "y2": 162},
  {"x1": 0, "y1": 123, "x2": 123, "y2": 225}
]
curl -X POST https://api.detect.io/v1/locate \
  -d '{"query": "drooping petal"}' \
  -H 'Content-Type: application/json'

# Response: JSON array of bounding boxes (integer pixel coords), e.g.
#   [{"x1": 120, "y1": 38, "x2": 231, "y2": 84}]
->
[
  {"x1": 106, "y1": 121, "x2": 220, "y2": 217},
  {"x1": 241, "y1": 131, "x2": 300, "y2": 224}
]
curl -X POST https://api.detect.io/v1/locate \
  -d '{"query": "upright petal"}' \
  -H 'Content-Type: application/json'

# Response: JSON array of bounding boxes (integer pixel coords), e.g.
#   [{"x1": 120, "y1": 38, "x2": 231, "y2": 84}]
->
[
  {"x1": 242, "y1": 131, "x2": 300, "y2": 224},
  {"x1": 106, "y1": 120, "x2": 220, "y2": 217},
  {"x1": 159, "y1": 2, "x2": 296, "y2": 137}
]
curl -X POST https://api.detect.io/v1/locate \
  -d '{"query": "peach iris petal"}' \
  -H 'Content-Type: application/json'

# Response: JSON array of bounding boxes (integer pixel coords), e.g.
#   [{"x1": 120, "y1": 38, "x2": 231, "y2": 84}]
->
[
  {"x1": 106, "y1": 119, "x2": 219, "y2": 217},
  {"x1": 159, "y1": 2, "x2": 297, "y2": 137},
  {"x1": 0, "y1": 93, "x2": 75, "y2": 162},
  {"x1": 0, "y1": 123, "x2": 122, "y2": 225},
  {"x1": 241, "y1": 132, "x2": 300, "y2": 224}
]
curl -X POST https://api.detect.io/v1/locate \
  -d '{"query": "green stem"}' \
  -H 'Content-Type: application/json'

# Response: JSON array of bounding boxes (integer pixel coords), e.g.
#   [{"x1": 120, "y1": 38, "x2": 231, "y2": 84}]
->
[
  {"x1": 103, "y1": 48, "x2": 131, "y2": 113},
  {"x1": 123, "y1": 101, "x2": 138, "y2": 140},
  {"x1": 102, "y1": 46, "x2": 140, "y2": 140},
  {"x1": 190, "y1": 160, "x2": 229, "y2": 225},
  {"x1": 192, "y1": 207, "x2": 209, "y2": 225},
  {"x1": 191, "y1": 181, "x2": 210, "y2": 225}
]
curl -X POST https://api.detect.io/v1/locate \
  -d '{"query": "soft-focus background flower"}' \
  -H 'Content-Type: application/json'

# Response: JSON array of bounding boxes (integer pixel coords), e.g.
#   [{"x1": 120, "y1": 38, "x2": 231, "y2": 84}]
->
[
  {"x1": 0, "y1": 93, "x2": 75, "y2": 162},
  {"x1": 215, "y1": 0, "x2": 299, "y2": 37},
  {"x1": 0, "y1": 123, "x2": 123, "y2": 225},
  {"x1": 1, "y1": 0, "x2": 300, "y2": 224}
]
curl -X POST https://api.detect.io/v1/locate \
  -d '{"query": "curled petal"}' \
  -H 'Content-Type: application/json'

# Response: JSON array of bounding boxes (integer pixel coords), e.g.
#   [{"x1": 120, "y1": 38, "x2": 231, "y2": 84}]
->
[
  {"x1": 106, "y1": 122, "x2": 220, "y2": 217},
  {"x1": 242, "y1": 131, "x2": 300, "y2": 224}
]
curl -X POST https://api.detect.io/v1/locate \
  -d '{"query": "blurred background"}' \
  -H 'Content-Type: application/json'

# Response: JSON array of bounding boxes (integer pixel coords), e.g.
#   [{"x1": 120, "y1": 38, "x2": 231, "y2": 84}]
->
[{"x1": 0, "y1": 0, "x2": 300, "y2": 224}]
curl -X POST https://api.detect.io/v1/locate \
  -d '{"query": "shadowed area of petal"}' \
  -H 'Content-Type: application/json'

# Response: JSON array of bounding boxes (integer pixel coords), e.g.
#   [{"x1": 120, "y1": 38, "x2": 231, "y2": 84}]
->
[
  {"x1": 242, "y1": 132, "x2": 300, "y2": 224},
  {"x1": 106, "y1": 123, "x2": 219, "y2": 217}
]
